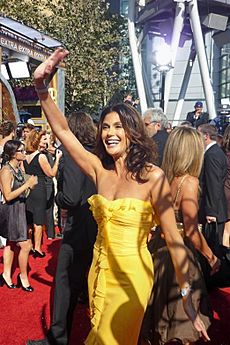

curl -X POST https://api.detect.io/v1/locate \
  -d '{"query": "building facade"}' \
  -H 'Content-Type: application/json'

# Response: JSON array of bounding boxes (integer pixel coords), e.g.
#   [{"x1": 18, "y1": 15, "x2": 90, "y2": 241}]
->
[{"x1": 109, "y1": 0, "x2": 230, "y2": 122}]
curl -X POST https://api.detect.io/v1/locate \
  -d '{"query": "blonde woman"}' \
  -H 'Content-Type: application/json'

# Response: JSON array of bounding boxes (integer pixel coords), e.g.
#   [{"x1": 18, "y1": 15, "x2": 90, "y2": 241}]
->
[
  {"x1": 141, "y1": 127, "x2": 219, "y2": 345},
  {"x1": 163, "y1": 127, "x2": 219, "y2": 271}
]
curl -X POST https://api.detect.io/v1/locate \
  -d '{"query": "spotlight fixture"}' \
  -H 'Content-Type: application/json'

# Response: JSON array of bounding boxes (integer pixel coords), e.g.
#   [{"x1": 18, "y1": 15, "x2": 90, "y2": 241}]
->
[{"x1": 8, "y1": 61, "x2": 31, "y2": 79}]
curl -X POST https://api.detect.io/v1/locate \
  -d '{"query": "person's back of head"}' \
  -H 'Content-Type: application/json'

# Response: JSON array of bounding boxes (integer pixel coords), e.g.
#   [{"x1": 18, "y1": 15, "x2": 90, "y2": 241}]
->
[
  {"x1": 68, "y1": 111, "x2": 96, "y2": 148},
  {"x1": 222, "y1": 124, "x2": 230, "y2": 153},
  {"x1": 2, "y1": 140, "x2": 23, "y2": 165},
  {"x1": 162, "y1": 126, "x2": 204, "y2": 184},
  {"x1": 180, "y1": 121, "x2": 193, "y2": 128},
  {"x1": 198, "y1": 123, "x2": 217, "y2": 142},
  {"x1": 0, "y1": 121, "x2": 16, "y2": 139}
]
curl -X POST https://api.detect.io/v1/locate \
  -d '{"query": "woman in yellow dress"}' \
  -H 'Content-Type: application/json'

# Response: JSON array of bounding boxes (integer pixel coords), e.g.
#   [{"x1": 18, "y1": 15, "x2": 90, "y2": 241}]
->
[{"x1": 33, "y1": 48, "x2": 210, "y2": 345}]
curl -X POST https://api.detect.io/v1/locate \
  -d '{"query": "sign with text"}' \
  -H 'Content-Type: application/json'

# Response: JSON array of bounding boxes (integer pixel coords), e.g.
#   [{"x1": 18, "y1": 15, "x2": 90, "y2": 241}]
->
[{"x1": 0, "y1": 27, "x2": 52, "y2": 62}]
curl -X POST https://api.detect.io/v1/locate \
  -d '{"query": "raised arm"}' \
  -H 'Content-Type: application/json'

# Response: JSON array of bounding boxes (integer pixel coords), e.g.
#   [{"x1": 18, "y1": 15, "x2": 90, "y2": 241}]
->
[
  {"x1": 33, "y1": 48, "x2": 102, "y2": 184},
  {"x1": 38, "y1": 149, "x2": 62, "y2": 178},
  {"x1": 150, "y1": 168, "x2": 210, "y2": 341}
]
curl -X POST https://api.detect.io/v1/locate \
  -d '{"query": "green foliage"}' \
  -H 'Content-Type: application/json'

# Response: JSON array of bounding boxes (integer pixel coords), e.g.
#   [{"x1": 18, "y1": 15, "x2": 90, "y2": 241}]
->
[{"x1": 1, "y1": 0, "x2": 134, "y2": 114}]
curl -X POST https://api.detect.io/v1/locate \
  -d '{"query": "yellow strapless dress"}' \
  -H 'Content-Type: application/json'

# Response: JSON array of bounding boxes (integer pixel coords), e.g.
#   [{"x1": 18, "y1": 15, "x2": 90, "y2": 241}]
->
[{"x1": 85, "y1": 194, "x2": 155, "y2": 345}]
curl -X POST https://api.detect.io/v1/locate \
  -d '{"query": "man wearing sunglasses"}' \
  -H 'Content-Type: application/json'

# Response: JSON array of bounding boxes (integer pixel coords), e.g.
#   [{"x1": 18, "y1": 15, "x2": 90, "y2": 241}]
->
[{"x1": 143, "y1": 108, "x2": 169, "y2": 167}]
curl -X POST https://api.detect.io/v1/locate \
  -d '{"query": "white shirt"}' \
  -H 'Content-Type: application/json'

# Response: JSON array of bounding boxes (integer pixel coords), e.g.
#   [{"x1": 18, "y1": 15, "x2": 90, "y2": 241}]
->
[{"x1": 205, "y1": 141, "x2": 216, "y2": 152}]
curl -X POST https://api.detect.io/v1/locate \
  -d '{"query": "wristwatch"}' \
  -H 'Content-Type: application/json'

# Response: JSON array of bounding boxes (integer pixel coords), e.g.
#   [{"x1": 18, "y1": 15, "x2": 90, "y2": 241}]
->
[{"x1": 180, "y1": 284, "x2": 191, "y2": 298}]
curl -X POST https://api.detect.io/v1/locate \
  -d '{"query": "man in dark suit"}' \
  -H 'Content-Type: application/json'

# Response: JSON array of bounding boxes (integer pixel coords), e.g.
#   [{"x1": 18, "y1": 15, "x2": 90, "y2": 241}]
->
[
  {"x1": 186, "y1": 101, "x2": 209, "y2": 128},
  {"x1": 198, "y1": 124, "x2": 227, "y2": 257},
  {"x1": 27, "y1": 112, "x2": 98, "y2": 345},
  {"x1": 143, "y1": 108, "x2": 169, "y2": 166}
]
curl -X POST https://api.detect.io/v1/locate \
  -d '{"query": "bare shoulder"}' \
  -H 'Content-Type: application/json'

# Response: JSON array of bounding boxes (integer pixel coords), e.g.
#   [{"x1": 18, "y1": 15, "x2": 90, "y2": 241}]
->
[
  {"x1": 146, "y1": 164, "x2": 166, "y2": 182},
  {"x1": 145, "y1": 165, "x2": 168, "y2": 194},
  {"x1": 0, "y1": 165, "x2": 11, "y2": 178},
  {"x1": 146, "y1": 165, "x2": 171, "y2": 208},
  {"x1": 38, "y1": 153, "x2": 47, "y2": 160},
  {"x1": 184, "y1": 175, "x2": 198, "y2": 187},
  {"x1": 182, "y1": 175, "x2": 199, "y2": 193}
]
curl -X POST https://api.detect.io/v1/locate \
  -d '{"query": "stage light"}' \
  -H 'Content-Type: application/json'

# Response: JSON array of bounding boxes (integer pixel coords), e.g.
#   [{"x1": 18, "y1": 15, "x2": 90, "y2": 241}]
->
[
  {"x1": 152, "y1": 43, "x2": 173, "y2": 111},
  {"x1": 1, "y1": 64, "x2": 10, "y2": 80},
  {"x1": 152, "y1": 44, "x2": 172, "y2": 72},
  {"x1": 8, "y1": 61, "x2": 31, "y2": 79}
]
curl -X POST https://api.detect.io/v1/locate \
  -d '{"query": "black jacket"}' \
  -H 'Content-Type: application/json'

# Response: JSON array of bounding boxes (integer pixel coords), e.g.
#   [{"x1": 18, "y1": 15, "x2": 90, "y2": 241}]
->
[
  {"x1": 186, "y1": 111, "x2": 209, "y2": 128},
  {"x1": 56, "y1": 145, "x2": 97, "y2": 250},
  {"x1": 152, "y1": 129, "x2": 169, "y2": 167},
  {"x1": 199, "y1": 143, "x2": 227, "y2": 224}
]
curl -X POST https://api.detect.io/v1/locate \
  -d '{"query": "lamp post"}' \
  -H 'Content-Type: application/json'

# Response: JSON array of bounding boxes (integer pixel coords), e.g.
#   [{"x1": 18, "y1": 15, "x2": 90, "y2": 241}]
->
[
  {"x1": 152, "y1": 44, "x2": 173, "y2": 112},
  {"x1": 160, "y1": 70, "x2": 166, "y2": 111}
]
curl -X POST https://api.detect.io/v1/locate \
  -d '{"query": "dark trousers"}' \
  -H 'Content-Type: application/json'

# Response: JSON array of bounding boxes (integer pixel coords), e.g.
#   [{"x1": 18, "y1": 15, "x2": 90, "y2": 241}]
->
[
  {"x1": 201, "y1": 222, "x2": 230, "y2": 289},
  {"x1": 47, "y1": 243, "x2": 92, "y2": 345},
  {"x1": 46, "y1": 184, "x2": 55, "y2": 238},
  {"x1": 202, "y1": 221, "x2": 225, "y2": 258}
]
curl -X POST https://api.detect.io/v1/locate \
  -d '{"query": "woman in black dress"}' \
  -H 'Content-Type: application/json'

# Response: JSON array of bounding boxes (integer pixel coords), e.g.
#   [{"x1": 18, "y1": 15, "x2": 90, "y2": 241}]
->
[
  {"x1": 0, "y1": 140, "x2": 37, "y2": 291},
  {"x1": 24, "y1": 130, "x2": 62, "y2": 257},
  {"x1": 39, "y1": 132, "x2": 56, "y2": 239}
]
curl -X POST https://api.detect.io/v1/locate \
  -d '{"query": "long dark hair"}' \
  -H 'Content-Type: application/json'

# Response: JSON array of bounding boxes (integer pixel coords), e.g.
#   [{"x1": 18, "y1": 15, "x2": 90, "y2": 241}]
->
[
  {"x1": 1, "y1": 140, "x2": 22, "y2": 165},
  {"x1": 96, "y1": 103, "x2": 157, "y2": 183},
  {"x1": 68, "y1": 111, "x2": 96, "y2": 147},
  {"x1": 222, "y1": 124, "x2": 230, "y2": 153}
]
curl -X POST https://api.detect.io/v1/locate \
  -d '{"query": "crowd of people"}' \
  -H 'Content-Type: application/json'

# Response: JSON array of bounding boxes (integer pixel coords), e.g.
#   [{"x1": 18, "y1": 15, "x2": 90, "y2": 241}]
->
[
  {"x1": 0, "y1": 48, "x2": 229, "y2": 345},
  {"x1": 0, "y1": 120, "x2": 63, "y2": 291}
]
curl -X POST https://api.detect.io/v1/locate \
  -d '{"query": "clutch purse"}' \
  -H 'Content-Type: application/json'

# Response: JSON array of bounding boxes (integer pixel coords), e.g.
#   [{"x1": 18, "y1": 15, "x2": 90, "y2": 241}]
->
[{"x1": 23, "y1": 173, "x2": 31, "y2": 198}]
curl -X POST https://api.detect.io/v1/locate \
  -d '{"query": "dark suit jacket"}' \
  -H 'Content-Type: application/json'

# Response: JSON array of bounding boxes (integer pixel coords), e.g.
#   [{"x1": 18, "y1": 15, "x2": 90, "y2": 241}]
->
[
  {"x1": 186, "y1": 111, "x2": 209, "y2": 128},
  {"x1": 56, "y1": 145, "x2": 97, "y2": 251},
  {"x1": 152, "y1": 129, "x2": 169, "y2": 167},
  {"x1": 199, "y1": 143, "x2": 227, "y2": 224}
]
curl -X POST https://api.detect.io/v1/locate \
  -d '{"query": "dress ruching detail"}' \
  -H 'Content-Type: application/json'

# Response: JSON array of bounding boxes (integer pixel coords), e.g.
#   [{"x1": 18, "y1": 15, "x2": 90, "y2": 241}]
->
[{"x1": 85, "y1": 195, "x2": 156, "y2": 345}]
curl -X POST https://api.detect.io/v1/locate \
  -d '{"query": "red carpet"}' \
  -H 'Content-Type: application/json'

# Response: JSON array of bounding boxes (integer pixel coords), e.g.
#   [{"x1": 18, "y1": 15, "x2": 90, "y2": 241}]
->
[{"x1": 0, "y1": 237, "x2": 229, "y2": 345}]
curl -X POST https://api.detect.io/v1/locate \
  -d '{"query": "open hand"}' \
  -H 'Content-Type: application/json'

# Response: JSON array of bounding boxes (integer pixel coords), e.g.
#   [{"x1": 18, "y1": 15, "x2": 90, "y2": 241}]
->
[
  {"x1": 206, "y1": 216, "x2": 216, "y2": 223},
  {"x1": 193, "y1": 314, "x2": 210, "y2": 342},
  {"x1": 33, "y1": 47, "x2": 69, "y2": 88},
  {"x1": 55, "y1": 149, "x2": 63, "y2": 160},
  {"x1": 183, "y1": 294, "x2": 210, "y2": 342}
]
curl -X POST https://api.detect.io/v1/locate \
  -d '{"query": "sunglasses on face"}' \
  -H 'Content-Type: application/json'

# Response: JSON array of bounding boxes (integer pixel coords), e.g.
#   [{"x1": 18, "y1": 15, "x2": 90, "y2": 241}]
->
[{"x1": 144, "y1": 121, "x2": 157, "y2": 127}]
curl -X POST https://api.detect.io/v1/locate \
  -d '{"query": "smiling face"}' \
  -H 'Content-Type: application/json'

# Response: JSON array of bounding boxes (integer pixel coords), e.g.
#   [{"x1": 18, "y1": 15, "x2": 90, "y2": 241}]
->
[
  {"x1": 101, "y1": 111, "x2": 130, "y2": 160},
  {"x1": 39, "y1": 134, "x2": 48, "y2": 151}
]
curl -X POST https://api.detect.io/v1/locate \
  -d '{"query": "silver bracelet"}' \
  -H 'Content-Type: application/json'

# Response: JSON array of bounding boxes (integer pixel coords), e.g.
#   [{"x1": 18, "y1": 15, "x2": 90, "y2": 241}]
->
[{"x1": 180, "y1": 284, "x2": 191, "y2": 298}]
